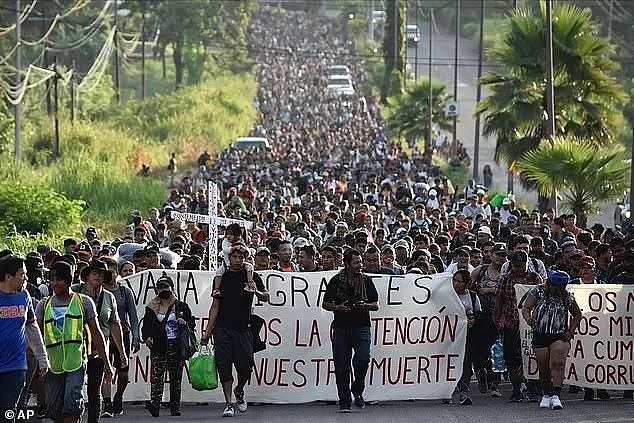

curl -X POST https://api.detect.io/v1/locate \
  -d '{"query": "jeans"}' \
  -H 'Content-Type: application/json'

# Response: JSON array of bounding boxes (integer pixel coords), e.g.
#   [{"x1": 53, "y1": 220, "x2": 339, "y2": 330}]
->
[
  {"x1": 87, "y1": 357, "x2": 104, "y2": 423},
  {"x1": 332, "y1": 327, "x2": 371, "y2": 407},
  {"x1": 0, "y1": 369, "x2": 27, "y2": 409},
  {"x1": 44, "y1": 366, "x2": 86, "y2": 421}
]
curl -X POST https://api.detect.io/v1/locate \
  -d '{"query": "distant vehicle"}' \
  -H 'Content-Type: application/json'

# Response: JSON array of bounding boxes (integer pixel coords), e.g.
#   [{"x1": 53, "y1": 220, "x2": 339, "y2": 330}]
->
[
  {"x1": 615, "y1": 193, "x2": 631, "y2": 229},
  {"x1": 234, "y1": 137, "x2": 270, "y2": 150},
  {"x1": 327, "y1": 75, "x2": 352, "y2": 85},
  {"x1": 331, "y1": 86, "x2": 355, "y2": 96},
  {"x1": 372, "y1": 10, "x2": 386, "y2": 23},
  {"x1": 327, "y1": 65, "x2": 350, "y2": 77},
  {"x1": 406, "y1": 24, "x2": 420, "y2": 44},
  {"x1": 327, "y1": 74, "x2": 354, "y2": 95}
]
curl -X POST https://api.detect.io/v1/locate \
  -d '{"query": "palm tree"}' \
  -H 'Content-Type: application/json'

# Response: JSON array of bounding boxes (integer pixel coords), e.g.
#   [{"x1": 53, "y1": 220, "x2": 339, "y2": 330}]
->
[
  {"x1": 476, "y1": 2, "x2": 628, "y2": 164},
  {"x1": 384, "y1": 78, "x2": 452, "y2": 149},
  {"x1": 518, "y1": 136, "x2": 629, "y2": 227}
]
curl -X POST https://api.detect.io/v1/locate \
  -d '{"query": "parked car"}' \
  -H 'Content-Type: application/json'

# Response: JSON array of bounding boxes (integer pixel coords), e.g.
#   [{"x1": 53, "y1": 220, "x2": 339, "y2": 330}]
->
[
  {"x1": 372, "y1": 10, "x2": 386, "y2": 24},
  {"x1": 406, "y1": 24, "x2": 420, "y2": 44},
  {"x1": 234, "y1": 137, "x2": 269, "y2": 150}
]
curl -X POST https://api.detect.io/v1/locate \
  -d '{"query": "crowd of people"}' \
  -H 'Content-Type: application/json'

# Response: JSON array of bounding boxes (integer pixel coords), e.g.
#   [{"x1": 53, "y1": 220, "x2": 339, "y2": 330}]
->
[{"x1": 0, "y1": 6, "x2": 632, "y2": 422}]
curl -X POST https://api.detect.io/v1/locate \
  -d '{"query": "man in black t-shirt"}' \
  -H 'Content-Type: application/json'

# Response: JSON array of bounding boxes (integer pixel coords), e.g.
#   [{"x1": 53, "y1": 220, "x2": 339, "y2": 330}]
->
[
  {"x1": 323, "y1": 249, "x2": 379, "y2": 413},
  {"x1": 202, "y1": 244, "x2": 269, "y2": 417}
]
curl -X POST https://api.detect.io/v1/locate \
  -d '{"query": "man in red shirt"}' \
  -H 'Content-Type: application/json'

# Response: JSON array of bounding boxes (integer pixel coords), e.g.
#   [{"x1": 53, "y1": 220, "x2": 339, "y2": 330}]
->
[{"x1": 494, "y1": 251, "x2": 542, "y2": 402}]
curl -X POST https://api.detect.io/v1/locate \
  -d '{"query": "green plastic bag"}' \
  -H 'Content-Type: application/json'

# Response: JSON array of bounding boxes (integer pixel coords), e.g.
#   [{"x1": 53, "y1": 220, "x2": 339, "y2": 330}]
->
[{"x1": 189, "y1": 344, "x2": 218, "y2": 391}]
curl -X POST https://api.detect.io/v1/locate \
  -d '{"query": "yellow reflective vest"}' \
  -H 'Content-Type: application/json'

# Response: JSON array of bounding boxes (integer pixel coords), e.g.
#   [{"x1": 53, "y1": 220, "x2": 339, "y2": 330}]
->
[{"x1": 43, "y1": 294, "x2": 85, "y2": 374}]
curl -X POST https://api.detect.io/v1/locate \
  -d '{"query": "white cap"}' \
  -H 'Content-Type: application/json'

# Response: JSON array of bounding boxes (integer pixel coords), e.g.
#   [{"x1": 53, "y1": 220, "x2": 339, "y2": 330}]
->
[
  {"x1": 478, "y1": 226, "x2": 492, "y2": 236},
  {"x1": 502, "y1": 197, "x2": 511, "y2": 206}
]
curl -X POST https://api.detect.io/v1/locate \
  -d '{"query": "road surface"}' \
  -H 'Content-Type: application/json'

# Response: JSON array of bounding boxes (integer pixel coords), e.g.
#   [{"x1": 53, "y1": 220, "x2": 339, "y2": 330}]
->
[{"x1": 111, "y1": 388, "x2": 633, "y2": 422}]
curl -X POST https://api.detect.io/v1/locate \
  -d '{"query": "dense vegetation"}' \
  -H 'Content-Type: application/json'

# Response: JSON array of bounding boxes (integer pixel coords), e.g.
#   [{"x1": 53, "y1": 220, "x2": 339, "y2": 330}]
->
[{"x1": 0, "y1": 0, "x2": 258, "y2": 252}]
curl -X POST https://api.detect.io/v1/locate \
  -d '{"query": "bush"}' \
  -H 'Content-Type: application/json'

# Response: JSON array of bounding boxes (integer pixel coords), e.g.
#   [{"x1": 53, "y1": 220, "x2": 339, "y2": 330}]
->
[{"x1": 0, "y1": 182, "x2": 84, "y2": 236}]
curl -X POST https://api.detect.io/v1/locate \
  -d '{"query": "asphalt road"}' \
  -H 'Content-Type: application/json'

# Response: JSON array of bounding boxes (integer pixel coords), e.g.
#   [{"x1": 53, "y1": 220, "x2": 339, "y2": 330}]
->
[{"x1": 110, "y1": 388, "x2": 633, "y2": 422}]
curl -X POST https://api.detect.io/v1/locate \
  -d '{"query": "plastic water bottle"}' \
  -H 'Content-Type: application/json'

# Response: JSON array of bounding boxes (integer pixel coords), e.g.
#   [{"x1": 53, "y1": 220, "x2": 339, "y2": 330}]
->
[{"x1": 491, "y1": 333, "x2": 506, "y2": 373}]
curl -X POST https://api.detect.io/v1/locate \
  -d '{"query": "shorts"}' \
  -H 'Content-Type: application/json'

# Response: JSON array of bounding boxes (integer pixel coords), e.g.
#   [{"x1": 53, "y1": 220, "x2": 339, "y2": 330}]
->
[
  {"x1": 532, "y1": 332, "x2": 567, "y2": 349},
  {"x1": 110, "y1": 328, "x2": 131, "y2": 370},
  {"x1": 502, "y1": 327, "x2": 522, "y2": 366},
  {"x1": 214, "y1": 327, "x2": 253, "y2": 383},
  {"x1": 44, "y1": 365, "x2": 86, "y2": 420}
]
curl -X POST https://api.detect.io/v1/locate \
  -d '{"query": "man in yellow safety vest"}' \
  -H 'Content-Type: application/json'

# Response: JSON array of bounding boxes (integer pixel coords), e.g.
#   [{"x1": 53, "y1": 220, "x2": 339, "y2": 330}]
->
[{"x1": 36, "y1": 260, "x2": 113, "y2": 423}]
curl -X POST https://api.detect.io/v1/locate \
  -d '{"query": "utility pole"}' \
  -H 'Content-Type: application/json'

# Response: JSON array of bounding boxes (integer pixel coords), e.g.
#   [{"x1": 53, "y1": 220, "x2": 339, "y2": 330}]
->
[
  {"x1": 427, "y1": 7, "x2": 433, "y2": 154},
  {"x1": 608, "y1": 0, "x2": 614, "y2": 40},
  {"x1": 15, "y1": 0, "x2": 21, "y2": 162},
  {"x1": 630, "y1": 127, "x2": 634, "y2": 222},
  {"x1": 43, "y1": 8, "x2": 51, "y2": 115},
  {"x1": 369, "y1": 0, "x2": 374, "y2": 41},
  {"x1": 545, "y1": 0, "x2": 555, "y2": 139},
  {"x1": 53, "y1": 56, "x2": 60, "y2": 158},
  {"x1": 114, "y1": 0, "x2": 121, "y2": 104},
  {"x1": 452, "y1": 0, "x2": 460, "y2": 157},
  {"x1": 473, "y1": 0, "x2": 485, "y2": 181},
  {"x1": 393, "y1": 0, "x2": 398, "y2": 76},
  {"x1": 70, "y1": 60, "x2": 76, "y2": 124},
  {"x1": 404, "y1": 2, "x2": 408, "y2": 89},
  {"x1": 414, "y1": 2, "x2": 418, "y2": 81},
  {"x1": 141, "y1": 0, "x2": 147, "y2": 100},
  {"x1": 545, "y1": 0, "x2": 557, "y2": 213}
]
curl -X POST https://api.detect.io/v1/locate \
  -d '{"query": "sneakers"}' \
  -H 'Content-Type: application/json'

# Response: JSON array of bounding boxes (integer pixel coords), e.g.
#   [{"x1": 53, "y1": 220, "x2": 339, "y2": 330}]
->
[
  {"x1": 101, "y1": 400, "x2": 114, "y2": 418},
  {"x1": 222, "y1": 404, "x2": 235, "y2": 417},
  {"x1": 476, "y1": 370, "x2": 488, "y2": 394},
  {"x1": 509, "y1": 390, "x2": 525, "y2": 402},
  {"x1": 112, "y1": 393, "x2": 123, "y2": 415},
  {"x1": 490, "y1": 387, "x2": 502, "y2": 397},
  {"x1": 459, "y1": 392, "x2": 472, "y2": 405},
  {"x1": 339, "y1": 404, "x2": 351, "y2": 413},
  {"x1": 550, "y1": 395, "x2": 563, "y2": 410},
  {"x1": 234, "y1": 388, "x2": 247, "y2": 413},
  {"x1": 539, "y1": 395, "x2": 552, "y2": 408},
  {"x1": 354, "y1": 395, "x2": 365, "y2": 409}
]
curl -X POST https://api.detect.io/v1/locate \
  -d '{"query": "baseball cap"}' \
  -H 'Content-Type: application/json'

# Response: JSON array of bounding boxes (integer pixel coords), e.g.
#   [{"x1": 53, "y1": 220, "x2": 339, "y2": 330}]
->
[
  {"x1": 492, "y1": 243, "x2": 508, "y2": 254},
  {"x1": 394, "y1": 240, "x2": 410, "y2": 251},
  {"x1": 477, "y1": 226, "x2": 492, "y2": 236},
  {"x1": 570, "y1": 249, "x2": 584, "y2": 258},
  {"x1": 548, "y1": 270, "x2": 570, "y2": 287},
  {"x1": 502, "y1": 198, "x2": 511, "y2": 206}
]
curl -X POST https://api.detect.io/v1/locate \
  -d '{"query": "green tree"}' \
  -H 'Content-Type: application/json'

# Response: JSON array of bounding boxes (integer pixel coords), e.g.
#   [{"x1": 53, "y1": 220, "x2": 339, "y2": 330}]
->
[
  {"x1": 518, "y1": 136, "x2": 629, "y2": 227},
  {"x1": 149, "y1": 0, "x2": 256, "y2": 89},
  {"x1": 381, "y1": 0, "x2": 405, "y2": 103},
  {"x1": 476, "y1": 2, "x2": 628, "y2": 163},
  {"x1": 384, "y1": 78, "x2": 452, "y2": 149}
]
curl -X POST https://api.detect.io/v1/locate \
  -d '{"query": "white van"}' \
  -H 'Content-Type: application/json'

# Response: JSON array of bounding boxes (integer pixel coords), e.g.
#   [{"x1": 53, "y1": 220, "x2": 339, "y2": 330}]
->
[
  {"x1": 234, "y1": 137, "x2": 270, "y2": 150},
  {"x1": 327, "y1": 65, "x2": 350, "y2": 77}
]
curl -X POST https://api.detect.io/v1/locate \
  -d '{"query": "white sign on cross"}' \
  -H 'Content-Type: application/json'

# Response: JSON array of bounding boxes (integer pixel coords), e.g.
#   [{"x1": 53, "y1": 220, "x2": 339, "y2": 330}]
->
[{"x1": 170, "y1": 181, "x2": 253, "y2": 272}]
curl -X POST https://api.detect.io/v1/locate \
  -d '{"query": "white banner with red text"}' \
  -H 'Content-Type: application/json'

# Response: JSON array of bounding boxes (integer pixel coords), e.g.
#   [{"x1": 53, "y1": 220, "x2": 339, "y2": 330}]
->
[
  {"x1": 515, "y1": 284, "x2": 634, "y2": 390},
  {"x1": 116, "y1": 270, "x2": 467, "y2": 403}
]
